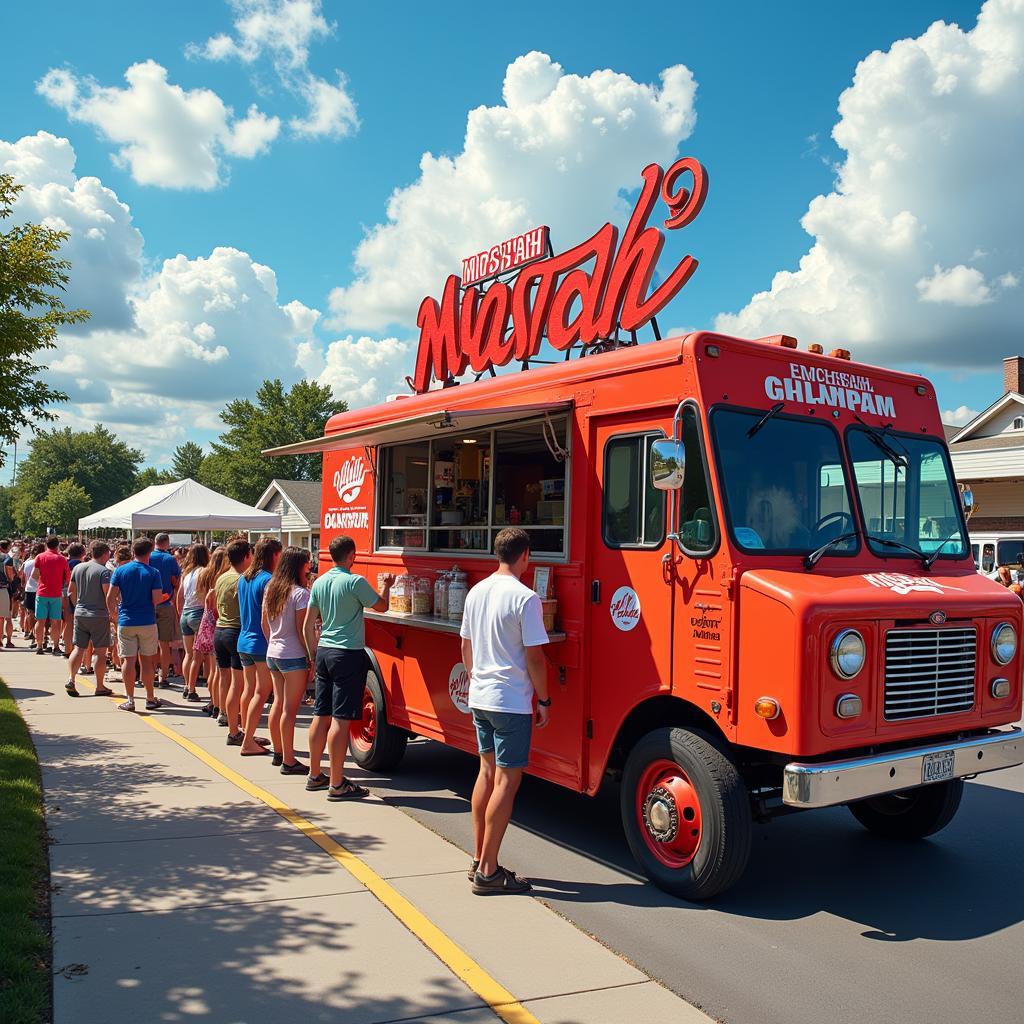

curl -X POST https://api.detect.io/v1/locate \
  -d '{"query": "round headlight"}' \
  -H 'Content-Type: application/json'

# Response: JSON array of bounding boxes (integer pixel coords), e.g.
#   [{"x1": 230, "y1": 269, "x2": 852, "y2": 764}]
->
[
  {"x1": 991, "y1": 622, "x2": 1017, "y2": 666},
  {"x1": 831, "y1": 629, "x2": 865, "y2": 679}
]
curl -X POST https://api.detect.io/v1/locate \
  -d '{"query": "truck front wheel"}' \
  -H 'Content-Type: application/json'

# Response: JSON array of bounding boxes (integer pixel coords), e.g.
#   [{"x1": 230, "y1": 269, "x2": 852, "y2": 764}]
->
[
  {"x1": 621, "y1": 727, "x2": 752, "y2": 900},
  {"x1": 348, "y1": 670, "x2": 408, "y2": 772},
  {"x1": 847, "y1": 779, "x2": 963, "y2": 839}
]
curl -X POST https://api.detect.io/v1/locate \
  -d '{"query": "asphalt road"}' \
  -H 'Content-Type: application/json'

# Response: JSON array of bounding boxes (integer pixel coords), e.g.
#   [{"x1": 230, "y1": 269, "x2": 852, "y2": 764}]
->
[{"x1": 354, "y1": 737, "x2": 1024, "y2": 1024}]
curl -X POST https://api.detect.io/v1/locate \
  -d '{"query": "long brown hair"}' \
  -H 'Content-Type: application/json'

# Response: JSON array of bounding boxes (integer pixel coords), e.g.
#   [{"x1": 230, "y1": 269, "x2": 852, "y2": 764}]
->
[
  {"x1": 181, "y1": 543, "x2": 210, "y2": 578},
  {"x1": 245, "y1": 536, "x2": 283, "y2": 581},
  {"x1": 197, "y1": 547, "x2": 230, "y2": 596},
  {"x1": 263, "y1": 547, "x2": 310, "y2": 622}
]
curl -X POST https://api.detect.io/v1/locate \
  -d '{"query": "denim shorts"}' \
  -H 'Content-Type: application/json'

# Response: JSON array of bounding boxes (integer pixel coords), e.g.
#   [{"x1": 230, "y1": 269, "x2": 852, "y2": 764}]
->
[
  {"x1": 471, "y1": 708, "x2": 533, "y2": 769},
  {"x1": 238, "y1": 651, "x2": 266, "y2": 667},
  {"x1": 267, "y1": 655, "x2": 309, "y2": 673},
  {"x1": 180, "y1": 608, "x2": 204, "y2": 636},
  {"x1": 213, "y1": 626, "x2": 242, "y2": 671}
]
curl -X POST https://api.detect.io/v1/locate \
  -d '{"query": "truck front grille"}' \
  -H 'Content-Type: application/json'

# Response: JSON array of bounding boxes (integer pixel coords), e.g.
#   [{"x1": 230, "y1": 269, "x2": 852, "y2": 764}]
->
[{"x1": 883, "y1": 627, "x2": 977, "y2": 721}]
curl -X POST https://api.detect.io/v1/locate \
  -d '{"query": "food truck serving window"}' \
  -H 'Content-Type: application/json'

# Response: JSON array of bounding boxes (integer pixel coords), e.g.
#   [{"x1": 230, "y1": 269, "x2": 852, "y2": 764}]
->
[{"x1": 377, "y1": 416, "x2": 569, "y2": 558}]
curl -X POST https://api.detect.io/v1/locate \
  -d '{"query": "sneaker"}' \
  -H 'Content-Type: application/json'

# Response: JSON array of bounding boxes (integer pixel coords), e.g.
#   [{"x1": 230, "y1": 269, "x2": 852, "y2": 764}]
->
[
  {"x1": 118, "y1": 699, "x2": 136, "y2": 713},
  {"x1": 226, "y1": 732, "x2": 244, "y2": 746},
  {"x1": 281, "y1": 761, "x2": 309, "y2": 776},
  {"x1": 202, "y1": 702, "x2": 214, "y2": 715},
  {"x1": 185, "y1": 691, "x2": 201, "y2": 703},
  {"x1": 327, "y1": 781, "x2": 370, "y2": 802},
  {"x1": 4, "y1": 639, "x2": 13, "y2": 649},
  {"x1": 35, "y1": 647, "x2": 45, "y2": 656},
  {"x1": 305, "y1": 773, "x2": 329, "y2": 791},
  {"x1": 65, "y1": 681, "x2": 79, "y2": 698},
  {"x1": 471, "y1": 866, "x2": 532, "y2": 896},
  {"x1": 78, "y1": 665, "x2": 93, "y2": 675},
  {"x1": 271, "y1": 752, "x2": 283, "y2": 767},
  {"x1": 217, "y1": 713, "x2": 229, "y2": 727},
  {"x1": 467, "y1": 859, "x2": 479, "y2": 881}
]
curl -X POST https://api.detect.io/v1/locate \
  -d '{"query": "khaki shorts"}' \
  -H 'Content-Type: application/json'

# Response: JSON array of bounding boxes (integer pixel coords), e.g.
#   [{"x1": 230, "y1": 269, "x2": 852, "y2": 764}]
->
[
  {"x1": 155, "y1": 602, "x2": 180, "y2": 643},
  {"x1": 118, "y1": 624, "x2": 158, "y2": 659}
]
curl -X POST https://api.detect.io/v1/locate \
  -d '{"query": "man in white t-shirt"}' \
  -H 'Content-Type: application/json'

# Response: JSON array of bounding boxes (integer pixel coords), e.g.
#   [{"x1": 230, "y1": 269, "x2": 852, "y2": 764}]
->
[{"x1": 460, "y1": 527, "x2": 550, "y2": 895}]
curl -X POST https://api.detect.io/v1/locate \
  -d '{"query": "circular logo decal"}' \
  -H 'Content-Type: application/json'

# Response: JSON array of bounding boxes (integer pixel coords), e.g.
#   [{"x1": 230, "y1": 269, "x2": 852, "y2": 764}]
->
[
  {"x1": 610, "y1": 586, "x2": 641, "y2": 631},
  {"x1": 448, "y1": 662, "x2": 471, "y2": 714}
]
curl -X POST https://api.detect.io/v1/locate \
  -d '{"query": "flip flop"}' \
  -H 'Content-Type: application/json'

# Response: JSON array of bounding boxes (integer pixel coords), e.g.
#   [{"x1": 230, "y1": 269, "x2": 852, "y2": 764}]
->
[{"x1": 240, "y1": 748, "x2": 270, "y2": 757}]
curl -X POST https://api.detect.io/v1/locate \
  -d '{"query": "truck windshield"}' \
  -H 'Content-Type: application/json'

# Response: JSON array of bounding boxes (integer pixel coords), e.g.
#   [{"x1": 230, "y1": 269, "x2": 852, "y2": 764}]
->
[
  {"x1": 847, "y1": 429, "x2": 968, "y2": 560},
  {"x1": 712, "y1": 409, "x2": 856, "y2": 554}
]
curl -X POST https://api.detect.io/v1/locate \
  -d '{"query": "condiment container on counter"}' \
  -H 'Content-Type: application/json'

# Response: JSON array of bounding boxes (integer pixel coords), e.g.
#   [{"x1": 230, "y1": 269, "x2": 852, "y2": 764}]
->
[
  {"x1": 447, "y1": 566, "x2": 468, "y2": 622},
  {"x1": 412, "y1": 576, "x2": 433, "y2": 615},
  {"x1": 434, "y1": 571, "x2": 449, "y2": 619},
  {"x1": 389, "y1": 574, "x2": 412, "y2": 614}
]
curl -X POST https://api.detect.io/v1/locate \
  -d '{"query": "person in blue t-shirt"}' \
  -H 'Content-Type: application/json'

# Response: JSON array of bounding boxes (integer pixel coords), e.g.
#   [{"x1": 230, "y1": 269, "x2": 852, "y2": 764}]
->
[
  {"x1": 237, "y1": 537, "x2": 283, "y2": 757},
  {"x1": 149, "y1": 533, "x2": 181, "y2": 688},
  {"x1": 106, "y1": 537, "x2": 167, "y2": 713}
]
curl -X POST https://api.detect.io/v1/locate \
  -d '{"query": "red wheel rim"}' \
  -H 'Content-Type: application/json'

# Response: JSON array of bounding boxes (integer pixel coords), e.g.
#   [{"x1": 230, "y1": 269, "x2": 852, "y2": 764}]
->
[
  {"x1": 635, "y1": 758, "x2": 703, "y2": 868},
  {"x1": 349, "y1": 685, "x2": 376, "y2": 752}
]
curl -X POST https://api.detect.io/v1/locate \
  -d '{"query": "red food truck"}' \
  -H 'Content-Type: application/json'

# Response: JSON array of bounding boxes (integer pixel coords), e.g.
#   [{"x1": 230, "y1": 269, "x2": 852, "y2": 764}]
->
[{"x1": 270, "y1": 159, "x2": 1024, "y2": 898}]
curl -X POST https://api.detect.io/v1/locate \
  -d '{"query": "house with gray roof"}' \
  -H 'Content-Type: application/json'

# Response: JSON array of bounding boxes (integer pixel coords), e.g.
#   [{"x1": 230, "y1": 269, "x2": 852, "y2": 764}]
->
[
  {"x1": 947, "y1": 357, "x2": 1024, "y2": 533},
  {"x1": 254, "y1": 479, "x2": 323, "y2": 558}
]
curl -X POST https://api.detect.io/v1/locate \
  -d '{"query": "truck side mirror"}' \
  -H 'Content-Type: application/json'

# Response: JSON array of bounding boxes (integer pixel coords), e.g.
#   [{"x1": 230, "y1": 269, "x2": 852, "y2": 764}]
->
[{"x1": 650, "y1": 439, "x2": 685, "y2": 491}]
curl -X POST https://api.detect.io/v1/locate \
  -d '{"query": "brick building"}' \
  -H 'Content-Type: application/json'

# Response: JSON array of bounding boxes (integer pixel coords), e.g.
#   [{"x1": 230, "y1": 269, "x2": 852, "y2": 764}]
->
[{"x1": 947, "y1": 356, "x2": 1024, "y2": 533}]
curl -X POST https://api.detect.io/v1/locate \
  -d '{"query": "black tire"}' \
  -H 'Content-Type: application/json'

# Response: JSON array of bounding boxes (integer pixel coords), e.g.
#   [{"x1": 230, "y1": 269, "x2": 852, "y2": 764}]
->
[
  {"x1": 621, "y1": 727, "x2": 752, "y2": 900},
  {"x1": 348, "y1": 670, "x2": 408, "y2": 772},
  {"x1": 847, "y1": 779, "x2": 963, "y2": 839}
]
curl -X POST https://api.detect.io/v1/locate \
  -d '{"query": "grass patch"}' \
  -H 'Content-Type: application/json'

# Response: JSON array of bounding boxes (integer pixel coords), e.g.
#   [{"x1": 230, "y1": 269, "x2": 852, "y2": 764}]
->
[{"x1": 0, "y1": 677, "x2": 51, "y2": 1024}]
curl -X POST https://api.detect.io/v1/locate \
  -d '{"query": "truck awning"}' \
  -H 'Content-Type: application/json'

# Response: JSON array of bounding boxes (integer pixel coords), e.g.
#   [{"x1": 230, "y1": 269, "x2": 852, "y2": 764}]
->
[{"x1": 263, "y1": 400, "x2": 573, "y2": 457}]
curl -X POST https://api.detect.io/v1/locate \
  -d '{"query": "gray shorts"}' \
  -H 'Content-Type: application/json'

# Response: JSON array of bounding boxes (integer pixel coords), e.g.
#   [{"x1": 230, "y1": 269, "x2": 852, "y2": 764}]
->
[{"x1": 73, "y1": 615, "x2": 111, "y2": 650}]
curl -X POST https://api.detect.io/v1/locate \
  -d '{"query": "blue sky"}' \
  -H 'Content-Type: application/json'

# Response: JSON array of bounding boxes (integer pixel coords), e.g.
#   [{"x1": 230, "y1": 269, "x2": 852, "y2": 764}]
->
[{"x1": 2, "y1": 0, "x2": 1019, "y2": 467}]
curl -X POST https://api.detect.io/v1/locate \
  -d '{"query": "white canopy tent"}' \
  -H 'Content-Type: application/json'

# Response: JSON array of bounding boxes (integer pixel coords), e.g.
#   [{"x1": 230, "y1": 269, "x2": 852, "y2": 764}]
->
[{"x1": 78, "y1": 478, "x2": 282, "y2": 534}]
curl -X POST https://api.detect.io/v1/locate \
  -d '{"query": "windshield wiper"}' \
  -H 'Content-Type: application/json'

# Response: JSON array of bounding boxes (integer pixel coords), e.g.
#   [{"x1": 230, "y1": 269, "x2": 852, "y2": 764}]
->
[
  {"x1": 922, "y1": 535, "x2": 963, "y2": 570},
  {"x1": 865, "y1": 534, "x2": 929, "y2": 568},
  {"x1": 804, "y1": 531, "x2": 860, "y2": 570},
  {"x1": 854, "y1": 416, "x2": 907, "y2": 470},
  {"x1": 747, "y1": 402, "x2": 785, "y2": 439}
]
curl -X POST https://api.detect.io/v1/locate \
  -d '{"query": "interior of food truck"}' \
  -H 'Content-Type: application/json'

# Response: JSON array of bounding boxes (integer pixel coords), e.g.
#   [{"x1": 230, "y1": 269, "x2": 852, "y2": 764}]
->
[{"x1": 377, "y1": 414, "x2": 570, "y2": 557}]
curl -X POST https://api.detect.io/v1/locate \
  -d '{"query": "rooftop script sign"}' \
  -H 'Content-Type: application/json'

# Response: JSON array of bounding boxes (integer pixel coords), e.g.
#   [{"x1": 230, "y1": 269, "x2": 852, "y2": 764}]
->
[{"x1": 412, "y1": 158, "x2": 709, "y2": 393}]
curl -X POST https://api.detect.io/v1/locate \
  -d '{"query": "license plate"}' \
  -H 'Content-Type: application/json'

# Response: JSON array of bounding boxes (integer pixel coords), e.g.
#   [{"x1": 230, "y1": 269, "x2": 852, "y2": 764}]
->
[{"x1": 922, "y1": 750, "x2": 955, "y2": 784}]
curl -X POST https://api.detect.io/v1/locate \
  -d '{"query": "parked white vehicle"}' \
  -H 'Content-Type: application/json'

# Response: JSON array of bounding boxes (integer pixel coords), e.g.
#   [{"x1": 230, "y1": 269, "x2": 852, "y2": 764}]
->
[{"x1": 970, "y1": 531, "x2": 1024, "y2": 578}]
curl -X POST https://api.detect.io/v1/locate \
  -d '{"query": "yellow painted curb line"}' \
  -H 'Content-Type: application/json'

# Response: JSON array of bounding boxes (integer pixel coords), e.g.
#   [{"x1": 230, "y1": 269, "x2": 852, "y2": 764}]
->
[{"x1": 90, "y1": 687, "x2": 540, "y2": 1024}]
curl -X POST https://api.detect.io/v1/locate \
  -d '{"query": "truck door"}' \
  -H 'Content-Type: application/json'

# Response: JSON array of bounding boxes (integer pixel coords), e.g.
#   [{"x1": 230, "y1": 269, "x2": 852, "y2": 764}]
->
[{"x1": 586, "y1": 415, "x2": 675, "y2": 788}]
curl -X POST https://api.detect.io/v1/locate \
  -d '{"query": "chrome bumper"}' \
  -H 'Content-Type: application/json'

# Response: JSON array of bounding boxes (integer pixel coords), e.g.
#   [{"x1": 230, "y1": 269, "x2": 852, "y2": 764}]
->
[{"x1": 782, "y1": 728, "x2": 1024, "y2": 808}]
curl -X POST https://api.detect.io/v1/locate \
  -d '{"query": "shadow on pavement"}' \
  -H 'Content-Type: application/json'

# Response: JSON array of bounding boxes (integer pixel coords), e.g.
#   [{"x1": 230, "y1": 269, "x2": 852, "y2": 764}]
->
[{"x1": 364, "y1": 736, "x2": 1024, "y2": 943}]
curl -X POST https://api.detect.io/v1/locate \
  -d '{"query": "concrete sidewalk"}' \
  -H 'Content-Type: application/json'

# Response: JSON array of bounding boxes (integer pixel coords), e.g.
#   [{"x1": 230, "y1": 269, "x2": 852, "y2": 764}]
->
[{"x1": 5, "y1": 643, "x2": 712, "y2": 1024}]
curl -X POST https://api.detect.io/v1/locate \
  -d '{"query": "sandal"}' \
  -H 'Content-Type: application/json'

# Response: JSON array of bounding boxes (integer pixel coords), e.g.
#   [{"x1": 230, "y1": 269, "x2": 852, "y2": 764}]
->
[
  {"x1": 253, "y1": 736, "x2": 271, "y2": 747},
  {"x1": 471, "y1": 865, "x2": 532, "y2": 896},
  {"x1": 145, "y1": 698, "x2": 164, "y2": 711},
  {"x1": 240, "y1": 746, "x2": 270, "y2": 757},
  {"x1": 185, "y1": 691, "x2": 201, "y2": 702},
  {"x1": 327, "y1": 780, "x2": 370, "y2": 802},
  {"x1": 305, "y1": 773, "x2": 329, "y2": 791},
  {"x1": 280, "y1": 761, "x2": 309, "y2": 776},
  {"x1": 467, "y1": 858, "x2": 479, "y2": 881},
  {"x1": 118, "y1": 699, "x2": 136, "y2": 713},
  {"x1": 95, "y1": 687, "x2": 114, "y2": 697},
  {"x1": 65, "y1": 681, "x2": 79, "y2": 698}
]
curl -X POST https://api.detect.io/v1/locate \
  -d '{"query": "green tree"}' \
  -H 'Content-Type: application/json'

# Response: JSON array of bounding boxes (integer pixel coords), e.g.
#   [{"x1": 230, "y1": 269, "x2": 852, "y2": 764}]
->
[
  {"x1": 13, "y1": 425, "x2": 143, "y2": 531},
  {"x1": 37, "y1": 478, "x2": 91, "y2": 534},
  {"x1": 171, "y1": 441, "x2": 205, "y2": 481},
  {"x1": 204, "y1": 379, "x2": 346, "y2": 503},
  {"x1": 134, "y1": 466, "x2": 175, "y2": 489},
  {"x1": 0, "y1": 174, "x2": 89, "y2": 463},
  {"x1": 0, "y1": 485, "x2": 16, "y2": 536}
]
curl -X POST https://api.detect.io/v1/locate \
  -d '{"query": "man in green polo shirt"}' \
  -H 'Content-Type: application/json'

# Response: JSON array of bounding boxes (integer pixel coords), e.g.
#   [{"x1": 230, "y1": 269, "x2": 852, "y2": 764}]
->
[{"x1": 303, "y1": 535, "x2": 393, "y2": 800}]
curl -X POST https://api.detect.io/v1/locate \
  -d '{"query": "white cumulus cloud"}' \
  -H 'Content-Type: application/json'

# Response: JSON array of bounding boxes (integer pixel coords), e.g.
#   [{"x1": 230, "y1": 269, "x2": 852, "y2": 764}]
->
[
  {"x1": 328, "y1": 51, "x2": 698, "y2": 332},
  {"x1": 942, "y1": 404, "x2": 981, "y2": 426},
  {"x1": 36, "y1": 60, "x2": 280, "y2": 189},
  {"x1": 297, "y1": 335, "x2": 412, "y2": 406},
  {"x1": 188, "y1": 0, "x2": 359, "y2": 140},
  {"x1": 715, "y1": 0, "x2": 1024, "y2": 369},
  {"x1": 0, "y1": 131, "x2": 144, "y2": 330}
]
